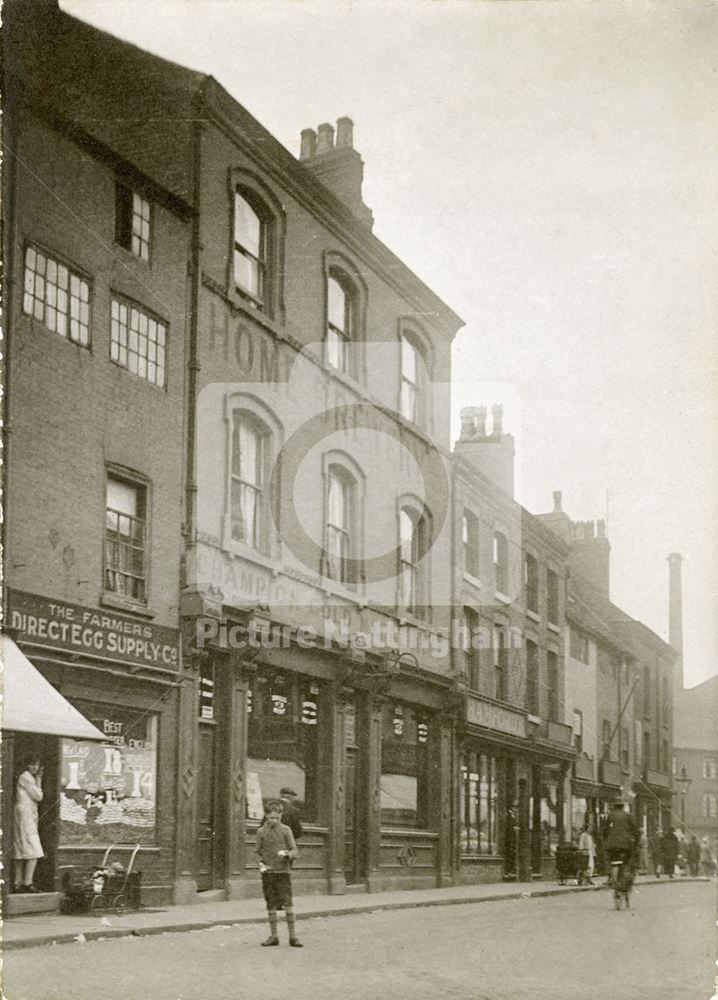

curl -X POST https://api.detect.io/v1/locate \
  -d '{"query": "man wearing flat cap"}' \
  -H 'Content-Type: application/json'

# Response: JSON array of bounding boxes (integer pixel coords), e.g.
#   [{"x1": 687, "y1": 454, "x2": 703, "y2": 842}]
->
[
  {"x1": 603, "y1": 799, "x2": 639, "y2": 872},
  {"x1": 279, "y1": 788, "x2": 303, "y2": 841}
]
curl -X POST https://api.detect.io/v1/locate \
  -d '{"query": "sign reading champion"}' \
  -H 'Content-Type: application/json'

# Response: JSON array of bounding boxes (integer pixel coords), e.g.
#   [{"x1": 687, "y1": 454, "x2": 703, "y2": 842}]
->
[{"x1": 7, "y1": 590, "x2": 180, "y2": 670}]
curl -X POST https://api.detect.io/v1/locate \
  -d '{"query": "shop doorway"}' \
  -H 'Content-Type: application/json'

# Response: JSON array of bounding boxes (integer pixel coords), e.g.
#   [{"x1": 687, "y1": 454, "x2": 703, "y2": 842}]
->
[
  {"x1": 4, "y1": 732, "x2": 59, "y2": 893},
  {"x1": 196, "y1": 723, "x2": 222, "y2": 891},
  {"x1": 343, "y1": 698, "x2": 366, "y2": 886}
]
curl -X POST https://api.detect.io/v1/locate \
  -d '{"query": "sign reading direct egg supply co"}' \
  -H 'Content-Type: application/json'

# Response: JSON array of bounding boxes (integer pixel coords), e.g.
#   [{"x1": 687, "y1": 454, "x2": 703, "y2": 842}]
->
[{"x1": 7, "y1": 589, "x2": 180, "y2": 670}]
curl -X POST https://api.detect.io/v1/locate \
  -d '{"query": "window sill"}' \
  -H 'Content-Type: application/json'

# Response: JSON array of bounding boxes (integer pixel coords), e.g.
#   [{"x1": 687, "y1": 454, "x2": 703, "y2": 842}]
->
[
  {"x1": 528, "y1": 714, "x2": 542, "y2": 725},
  {"x1": 547, "y1": 622, "x2": 561, "y2": 634},
  {"x1": 494, "y1": 591, "x2": 513, "y2": 606},
  {"x1": 100, "y1": 592, "x2": 154, "y2": 619},
  {"x1": 526, "y1": 609, "x2": 540, "y2": 623},
  {"x1": 463, "y1": 572, "x2": 482, "y2": 590}
]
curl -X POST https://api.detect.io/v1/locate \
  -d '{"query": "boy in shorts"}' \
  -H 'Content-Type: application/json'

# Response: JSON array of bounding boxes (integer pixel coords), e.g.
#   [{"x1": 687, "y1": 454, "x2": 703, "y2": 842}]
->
[{"x1": 255, "y1": 800, "x2": 302, "y2": 947}]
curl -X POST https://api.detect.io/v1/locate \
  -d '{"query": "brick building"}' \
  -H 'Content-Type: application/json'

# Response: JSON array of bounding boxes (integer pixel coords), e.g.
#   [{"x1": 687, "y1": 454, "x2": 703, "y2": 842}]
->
[
  {"x1": 3, "y1": 0, "x2": 192, "y2": 907},
  {"x1": 451, "y1": 408, "x2": 574, "y2": 884}
]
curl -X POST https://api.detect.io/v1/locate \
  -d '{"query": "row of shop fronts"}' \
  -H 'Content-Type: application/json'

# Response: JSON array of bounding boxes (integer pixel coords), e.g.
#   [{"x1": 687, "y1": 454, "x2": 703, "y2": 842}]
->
[
  {"x1": 5, "y1": 588, "x2": 676, "y2": 911},
  {"x1": 5, "y1": 587, "x2": 597, "y2": 908}
]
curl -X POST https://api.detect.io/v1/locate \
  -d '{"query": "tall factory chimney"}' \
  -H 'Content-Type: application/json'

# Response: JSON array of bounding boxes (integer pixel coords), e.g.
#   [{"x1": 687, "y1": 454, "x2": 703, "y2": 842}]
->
[{"x1": 668, "y1": 552, "x2": 684, "y2": 690}]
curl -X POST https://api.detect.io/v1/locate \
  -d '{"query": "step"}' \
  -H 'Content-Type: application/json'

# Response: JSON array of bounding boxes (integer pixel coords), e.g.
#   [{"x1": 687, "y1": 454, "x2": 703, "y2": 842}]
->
[
  {"x1": 6, "y1": 891, "x2": 61, "y2": 916},
  {"x1": 192, "y1": 889, "x2": 227, "y2": 905}
]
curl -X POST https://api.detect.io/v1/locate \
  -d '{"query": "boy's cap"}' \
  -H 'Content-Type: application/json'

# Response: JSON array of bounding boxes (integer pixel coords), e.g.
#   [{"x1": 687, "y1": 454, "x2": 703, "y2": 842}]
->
[{"x1": 280, "y1": 787, "x2": 298, "y2": 797}]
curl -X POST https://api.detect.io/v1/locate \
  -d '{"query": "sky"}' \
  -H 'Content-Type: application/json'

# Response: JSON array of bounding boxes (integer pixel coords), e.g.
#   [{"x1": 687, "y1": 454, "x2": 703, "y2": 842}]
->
[{"x1": 62, "y1": 0, "x2": 718, "y2": 687}]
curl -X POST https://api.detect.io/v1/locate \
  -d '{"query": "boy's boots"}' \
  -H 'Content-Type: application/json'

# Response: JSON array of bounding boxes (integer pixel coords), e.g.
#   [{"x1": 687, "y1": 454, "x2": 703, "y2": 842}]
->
[{"x1": 261, "y1": 912, "x2": 279, "y2": 946}]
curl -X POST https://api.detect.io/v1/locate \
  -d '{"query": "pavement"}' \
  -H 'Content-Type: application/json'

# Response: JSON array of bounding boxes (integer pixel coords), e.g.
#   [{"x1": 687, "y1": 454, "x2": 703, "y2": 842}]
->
[{"x1": 2, "y1": 874, "x2": 708, "y2": 951}]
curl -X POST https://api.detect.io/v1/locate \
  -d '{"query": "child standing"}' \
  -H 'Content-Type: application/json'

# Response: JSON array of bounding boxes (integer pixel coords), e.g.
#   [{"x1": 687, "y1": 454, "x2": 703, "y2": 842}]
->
[{"x1": 255, "y1": 800, "x2": 302, "y2": 948}]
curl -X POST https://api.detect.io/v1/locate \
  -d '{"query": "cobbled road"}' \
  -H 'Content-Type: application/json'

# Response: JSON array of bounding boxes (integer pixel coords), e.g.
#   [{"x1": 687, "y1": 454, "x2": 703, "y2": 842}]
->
[{"x1": 3, "y1": 882, "x2": 715, "y2": 1000}]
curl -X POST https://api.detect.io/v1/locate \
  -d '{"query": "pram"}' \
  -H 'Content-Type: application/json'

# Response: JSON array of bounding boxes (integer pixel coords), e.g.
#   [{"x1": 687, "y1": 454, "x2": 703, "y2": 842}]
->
[
  {"x1": 555, "y1": 845, "x2": 591, "y2": 886},
  {"x1": 61, "y1": 844, "x2": 143, "y2": 914}
]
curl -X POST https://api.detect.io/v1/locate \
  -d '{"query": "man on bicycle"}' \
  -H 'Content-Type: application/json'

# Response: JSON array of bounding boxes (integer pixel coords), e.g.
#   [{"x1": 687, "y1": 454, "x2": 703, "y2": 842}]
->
[{"x1": 603, "y1": 798, "x2": 639, "y2": 877}]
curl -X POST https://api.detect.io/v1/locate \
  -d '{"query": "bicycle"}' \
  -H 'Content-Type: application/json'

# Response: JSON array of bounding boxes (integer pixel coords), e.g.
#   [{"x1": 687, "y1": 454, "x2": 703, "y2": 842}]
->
[{"x1": 609, "y1": 849, "x2": 634, "y2": 910}]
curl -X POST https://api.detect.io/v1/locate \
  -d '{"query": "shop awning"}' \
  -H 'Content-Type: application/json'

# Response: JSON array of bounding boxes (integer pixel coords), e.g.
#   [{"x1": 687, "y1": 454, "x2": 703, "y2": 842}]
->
[{"x1": 2, "y1": 635, "x2": 105, "y2": 740}]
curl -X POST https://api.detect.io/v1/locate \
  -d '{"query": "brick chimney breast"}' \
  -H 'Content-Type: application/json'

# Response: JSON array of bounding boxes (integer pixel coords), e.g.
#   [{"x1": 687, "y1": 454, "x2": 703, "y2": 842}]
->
[{"x1": 299, "y1": 117, "x2": 374, "y2": 229}]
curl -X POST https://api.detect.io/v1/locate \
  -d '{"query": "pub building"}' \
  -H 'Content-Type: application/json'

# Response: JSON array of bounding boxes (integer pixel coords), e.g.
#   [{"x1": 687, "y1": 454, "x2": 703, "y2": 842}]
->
[{"x1": 2, "y1": 592, "x2": 183, "y2": 912}]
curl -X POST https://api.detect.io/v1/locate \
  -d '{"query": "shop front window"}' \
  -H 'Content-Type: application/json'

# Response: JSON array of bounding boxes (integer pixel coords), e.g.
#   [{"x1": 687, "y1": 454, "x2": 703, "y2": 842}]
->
[
  {"x1": 247, "y1": 672, "x2": 321, "y2": 823},
  {"x1": 540, "y1": 774, "x2": 560, "y2": 856},
  {"x1": 460, "y1": 751, "x2": 499, "y2": 855},
  {"x1": 380, "y1": 703, "x2": 430, "y2": 828},
  {"x1": 60, "y1": 704, "x2": 158, "y2": 846}
]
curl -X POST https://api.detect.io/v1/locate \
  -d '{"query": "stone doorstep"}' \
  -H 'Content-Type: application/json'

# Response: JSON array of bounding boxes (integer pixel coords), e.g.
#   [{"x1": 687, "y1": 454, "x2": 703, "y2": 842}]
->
[{"x1": 5, "y1": 892, "x2": 61, "y2": 916}]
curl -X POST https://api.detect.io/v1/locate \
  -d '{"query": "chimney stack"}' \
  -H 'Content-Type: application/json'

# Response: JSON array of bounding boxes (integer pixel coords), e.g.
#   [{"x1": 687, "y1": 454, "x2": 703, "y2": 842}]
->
[
  {"x1": 454, "y1": 403, "x2": 514, "y2": 498},
  {"x1": 299, "y1": 117, "x2": 374, "y2": 229},
  {"x1": 668, "y1": 552, "x2": 684, "y2": 690}
]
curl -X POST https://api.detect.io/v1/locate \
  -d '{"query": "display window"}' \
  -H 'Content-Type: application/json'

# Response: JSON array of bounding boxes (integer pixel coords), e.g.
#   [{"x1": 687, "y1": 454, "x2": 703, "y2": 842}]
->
[
  {"x1": 60, "y1": 703, "x2": 158, "y2": 846},
  {"x1": 460, "y1": 751, "x2": 499, "y2": 854},
  {"x1": 380, "y1": 703, "x2": 431, "y2": 828},
  {"x1": 246, "y1": 671, "x2": 321, "y2": 822}
]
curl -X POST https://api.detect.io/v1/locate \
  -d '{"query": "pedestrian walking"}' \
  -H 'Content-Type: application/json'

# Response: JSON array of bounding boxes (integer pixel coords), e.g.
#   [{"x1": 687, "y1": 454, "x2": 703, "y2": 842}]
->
[
  {"x1": 13, "y1": 756, "x2": 45, "y2": 893},
  {"x1": 578, "y1": 826, "x2": 595, "y2": 883},
  {"x1": 661, "y1": 828, "x2": 679, "y2": 878},
  {"x1": 255, "y1": 799, "x2": 303, "y2": 948},
  {"x1": 700, "y1": 838, "x2": 716, "y2": 878},
  {"x1": 686, "y1": 836, "x2": 700, "y2": 876},
  {"x1": 649, "y1": 830, "x2": 663, "y2": 877}
]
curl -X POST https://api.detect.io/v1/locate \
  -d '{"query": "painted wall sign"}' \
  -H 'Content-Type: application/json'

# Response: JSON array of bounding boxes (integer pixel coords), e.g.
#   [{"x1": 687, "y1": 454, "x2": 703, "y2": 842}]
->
[{"x1": 7, "y1": 589, "x2": 180, "y2": 670}]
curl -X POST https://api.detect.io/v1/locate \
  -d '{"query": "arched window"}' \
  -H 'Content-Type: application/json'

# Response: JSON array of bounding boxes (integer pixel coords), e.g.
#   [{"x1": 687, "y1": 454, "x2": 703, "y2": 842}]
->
[
  {"x1": 326, "y1": 271, "x2": 355, "y2": 375},
  {"x1": 325, "y1": 467, "x2": 353, "y2": 583},
  {"x1": 234, "y1": 190, "x2": 268, "y2": 305},
  {"x1": 230, "y1": 411, "x2": 267, "y2": 550}
]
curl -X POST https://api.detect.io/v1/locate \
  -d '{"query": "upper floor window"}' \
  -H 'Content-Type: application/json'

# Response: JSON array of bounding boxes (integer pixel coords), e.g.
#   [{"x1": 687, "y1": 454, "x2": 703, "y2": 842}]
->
[
  {"x1": 464, "y1": 606, "x2": 480, "y2": 691},
  {"x1": 493, "y1": 626, "x2": 508, "y2": 702},
  {"x1": 644, "y1": 731, "x2": 651, "y2": 768},
  {"x1": 325, "y1": 467, "x2": 355, "y2": 585},
  {"x1": 547, "y1": 568, "x2": 560, "y2": 624},
  {"x1": 400, "y1": 334, "x2": 424, "y2": 424},
  {"x1": 643, "y1": 665, "x2": 652, "y2": 718},
  {"x1": 572, "y1": 709, "x2": 583, "y2": 751},
  {"x1": 462, "y1": 510, "x2": 479, "y2": 578},
  {"x1": 326, "y1": 273, "x2": 356, "y2": 375},
  {"x1": 110, "y1": 296, "x2": 166, "y2": 387},
  {"x1": 234, "y1": 190, "x2": 267, "y2": 305},
  {"x1": 570, "y1": 626, "x2": 589, "y2": 663},
  {"x1": 704, "y1": 758, "x2": 717, "y2": 780},
  {"x1": 547, "y1": 650, "x2": 559, "y2": 722},
  {"x1": 105, "y1": 474, "x2": 147, "y2": 603},
  {"x1": 116, "y1": 183, "x2": 151, "y2": 261},
  {"x1": 703, "y1": 795, "x2": 718, "y2": 819},
  {"x1": 399, "y1": 505, "x2": 427, "y2": 616},
  {"x1": 23, "y1": 245, "x2": 90, "y2": 347},
  {"x1": 661, "y1": 676, "x2": 670, "y2": 726},
  {"x1": 230, "y1": 413, "x2": 267, "y2": 551},
  {"x1": 493, "y1": 531, "x2": 509, "y2": 596},
  {"x1": 524, "y1": 553, "x2": 539, "y2": 613},
  {"x1": 526, "y1": 640, "x2": 539, "y2": 716}
]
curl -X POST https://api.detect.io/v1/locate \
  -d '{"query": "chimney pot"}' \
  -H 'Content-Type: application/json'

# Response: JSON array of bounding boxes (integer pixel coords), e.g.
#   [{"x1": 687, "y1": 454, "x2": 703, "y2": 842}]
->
[
  {"x1": 336, "y1": 117, "x2": 354, "y2": 148},
  {"x1": 300, "y1": 128, "x2": 317, "y2": 161},
  {"x1": 460, "y1": 407, "x2": 478, "y2": 440},
  {"x1": 490, "y1": 403, "x2": 503, "y2": 437},
  {"x1": 316, "y1": 122, "x2": 335, "y2": 154},
  {"x1": 553, "y1": 490, "x2": 562, "y2": 513}
]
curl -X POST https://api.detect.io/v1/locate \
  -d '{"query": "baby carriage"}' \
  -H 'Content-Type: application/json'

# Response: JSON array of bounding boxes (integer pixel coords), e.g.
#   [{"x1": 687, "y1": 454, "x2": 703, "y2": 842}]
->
[
  {"x1": 555, "y1": 845, "x2": 591, "y2": 886},
  {"x1": 61, "y1": 844, "x2": 142, "y2": 914}
]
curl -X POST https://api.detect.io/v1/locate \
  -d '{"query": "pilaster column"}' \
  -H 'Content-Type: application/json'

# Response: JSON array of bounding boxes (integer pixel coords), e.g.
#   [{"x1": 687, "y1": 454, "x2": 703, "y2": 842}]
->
[
  {"x1": 325, "y1": 685, "x2": 347, "y2": 895},
  {"x1": 365, "y1": 697, "x2": 384, "y2": 891},
  {"x1": 174, "y1": 651, "x2": 200, "y2": 904},
  {"x1": 226, "y1": 656, "x2": 251, "y2": 898}
]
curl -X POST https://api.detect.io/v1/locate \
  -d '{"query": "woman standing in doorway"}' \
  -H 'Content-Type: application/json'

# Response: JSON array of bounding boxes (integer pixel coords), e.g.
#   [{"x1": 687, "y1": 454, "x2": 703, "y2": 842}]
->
[{"x1": 13, "y1": 756, "x2": 45, "y2": 892}]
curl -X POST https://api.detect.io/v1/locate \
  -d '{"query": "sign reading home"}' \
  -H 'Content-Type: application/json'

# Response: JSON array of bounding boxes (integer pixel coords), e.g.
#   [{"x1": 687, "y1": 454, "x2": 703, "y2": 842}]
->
[
  {"x1": 466, "y1": 696, "x2": 527, "y2": 739},
  {"x1": 7, "y1": 589, "x2": 180, "y2": 670}
]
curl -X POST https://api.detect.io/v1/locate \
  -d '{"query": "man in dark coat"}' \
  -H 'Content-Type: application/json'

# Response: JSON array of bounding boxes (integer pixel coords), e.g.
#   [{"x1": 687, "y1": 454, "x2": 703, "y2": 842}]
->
[
  {"x1": 279, "y1": 787, "x2": 303, "y2": 841},
  {"x1": 661, "y1": 828, "x2": 679, "y2": 878},
  {"x1": 603, "y1": 800, "x2": 639, "y2": 869},
  {"x1": 686, "y1": 836, "x2": 701, "y2": 876},
  {"x1": 649, "y1": 830, "x2": 663, "y2": 877}
]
